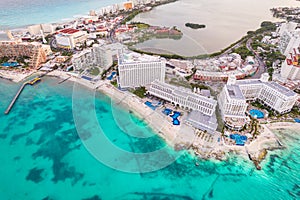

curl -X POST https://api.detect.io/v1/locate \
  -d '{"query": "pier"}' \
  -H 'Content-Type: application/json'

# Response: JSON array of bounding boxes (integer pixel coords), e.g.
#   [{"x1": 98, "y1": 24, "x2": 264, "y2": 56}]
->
[{"x1": 4, "y1": 77, "x2": 41, "y2": 115}]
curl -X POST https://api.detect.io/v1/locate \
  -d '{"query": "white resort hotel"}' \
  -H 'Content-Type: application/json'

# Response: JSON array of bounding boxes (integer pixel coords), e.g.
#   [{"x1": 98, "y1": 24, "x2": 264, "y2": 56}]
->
[
  {"x1": 219, "y1": 73, "x2": 298, "y2": 130},
  {"x1": 148, "y1": 80, "x2": 218, "y2": 133},
  {"x1": 117, "y1": 51, "x2": 166, "y2": 88}
]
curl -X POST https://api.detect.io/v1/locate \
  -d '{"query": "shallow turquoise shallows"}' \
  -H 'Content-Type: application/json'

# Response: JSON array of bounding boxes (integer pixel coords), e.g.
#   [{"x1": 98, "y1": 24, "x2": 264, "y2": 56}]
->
[{"x1": 0, "y1": 77, "x2": 299, "y2": 200}]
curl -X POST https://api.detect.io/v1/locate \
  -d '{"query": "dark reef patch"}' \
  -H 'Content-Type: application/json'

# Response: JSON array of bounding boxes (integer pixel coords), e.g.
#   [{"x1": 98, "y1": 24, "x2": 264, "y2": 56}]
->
[
  {"x1": 26, "y1": 167, "x2": 44, "y2": 183},
  {"x1": 32, "y1": 125, "x2": 83, "y2": 185},
  {"x1": 10, "y1": 132, "x2": 27, "y2": 144},
  {"x1": 0, "y1": 133, "x2": 7, "y2": 139},
  {"x1": 82, "y1": 195, "x2": 102, "y2": 200},
  {"x1": 41, "y1": 196, "x2": 54, "y2": 200},
  {"x1": 266, "y1": 154, "x2": 280, "y2": 173},
  {"x1": 26, "y1": 137, "x2": 35, "y2": 146},
  {"x1": 13, "y1": 156, "x2": 21, "y2": 161},
  {"x1": 208, "y1": 188, "x2": 213, "y2": 198}
]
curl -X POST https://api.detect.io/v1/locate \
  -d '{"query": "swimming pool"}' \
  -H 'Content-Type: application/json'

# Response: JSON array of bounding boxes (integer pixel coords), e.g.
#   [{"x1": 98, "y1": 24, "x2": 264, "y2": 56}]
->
[
  {"x1": 230, "y1": 134, "x2": 247, "y2": 146},
  {"x1": 170, "y1": 111, "x2": 181, "y2": 126},
  {"x1": 249, "y1": 109, "x2": 264, "y2": 119},
  {"x1": 107, "y1": 72, "x2": 116, "y2": 80},
  {"x1": 145, "y1": 101, "x2": 161, "y2": 110},
  {"x1": 163, "y1": 108, "x2": 172, "y2": 116},
  {"x1": 1, "y1": 62, "x2": 19, "y2": 67}
]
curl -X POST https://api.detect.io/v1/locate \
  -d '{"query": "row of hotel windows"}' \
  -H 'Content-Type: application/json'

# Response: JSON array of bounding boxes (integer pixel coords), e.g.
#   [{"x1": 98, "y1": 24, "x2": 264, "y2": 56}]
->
[
  {"x1": 149, "y1": 88, "x2": 214, "y2": 115},
  {"x1": 150, "y1": 85, "x2": 214, "y2": 109},
  {"x1": 119, "y1": 62, "x2": 164, "y2": 69}
]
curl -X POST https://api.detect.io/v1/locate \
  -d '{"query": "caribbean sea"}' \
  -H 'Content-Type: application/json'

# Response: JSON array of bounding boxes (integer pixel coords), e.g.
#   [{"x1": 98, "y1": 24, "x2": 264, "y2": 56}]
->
[
  {"x1": 0, "y1": 77, "x2": 299, "y2": 200},
  {"x1": 0, "y1": 0, "x2": 122, "y2": 29}
]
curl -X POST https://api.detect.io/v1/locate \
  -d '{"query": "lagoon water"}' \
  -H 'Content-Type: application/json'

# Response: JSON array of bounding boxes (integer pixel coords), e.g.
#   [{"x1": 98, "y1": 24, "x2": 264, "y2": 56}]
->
[
  {"x1": 133, "y1": 0, "x2": 300, "y2": 56},
  {"x1": 0, "y1": 78, "x2": 299, "y2": 199}
]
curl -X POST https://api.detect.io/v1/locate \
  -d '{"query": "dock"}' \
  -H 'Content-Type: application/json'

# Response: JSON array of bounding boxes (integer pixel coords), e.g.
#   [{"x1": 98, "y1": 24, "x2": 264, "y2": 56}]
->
[{"x1": 4, "y1": 77, "x2": 41, "y2": 115}]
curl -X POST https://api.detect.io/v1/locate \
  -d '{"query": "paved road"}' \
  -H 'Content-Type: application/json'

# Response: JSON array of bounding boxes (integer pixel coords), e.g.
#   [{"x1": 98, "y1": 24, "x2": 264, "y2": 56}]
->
[{"x1": 246, "y1": 38, "x2": 267, "y2": 79}]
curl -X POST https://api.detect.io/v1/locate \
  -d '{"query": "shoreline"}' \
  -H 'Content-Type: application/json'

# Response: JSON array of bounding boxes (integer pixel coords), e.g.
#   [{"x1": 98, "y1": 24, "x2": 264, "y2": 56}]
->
[
  {"x1": 46, "y1": 70, "x2": 186, "y2": 148},
  {"x1": 41, "y1": 70, "x2": 300, "y2": 167},
  {"x1": 0, "y1": 0, "x2": 124, "y2": 31},
  {"x1": 2, "y1": 0, "x2": 178, "y2": 32}
]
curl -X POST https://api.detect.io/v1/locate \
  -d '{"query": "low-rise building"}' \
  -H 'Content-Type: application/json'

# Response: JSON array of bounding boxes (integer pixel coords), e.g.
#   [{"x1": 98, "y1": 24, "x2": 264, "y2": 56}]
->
[
  {"x1": 55, "y1": 28, "x2": 88, "y2": 49},
  {"x1": 193, "y1": 70, "x2": 247, "y2": 82}
]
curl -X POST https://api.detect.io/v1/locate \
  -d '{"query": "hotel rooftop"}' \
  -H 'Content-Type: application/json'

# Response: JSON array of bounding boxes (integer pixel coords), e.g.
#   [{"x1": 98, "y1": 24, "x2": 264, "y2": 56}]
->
[
  {"x1": 152, "y1": 80, "x2": 216, "y2": 105},
  {"x1": 57, "y1": 28, "x2": 80, "y2": 35},
  {"x1": 226, "y1": 85, "x2": 245, "y2": 100},
  {"x1": 118, "y1": 51, "x2": 163, "y2": 64},
  {"x1": 236, "y1": 78, "x2": 296, "y2": 97}
]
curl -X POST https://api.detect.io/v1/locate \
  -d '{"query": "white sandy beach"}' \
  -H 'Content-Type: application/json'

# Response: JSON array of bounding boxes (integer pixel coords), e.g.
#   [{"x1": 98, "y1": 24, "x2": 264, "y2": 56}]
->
[
  {"x1": 10, "y1": 70, "x2": 299, "y2": 162},
  {"x1": 47, "y1": 70, "x2": 195, "y2": 148},
  {"x1": 0, "y1": 69, "x2": 37, "y2": 82}
]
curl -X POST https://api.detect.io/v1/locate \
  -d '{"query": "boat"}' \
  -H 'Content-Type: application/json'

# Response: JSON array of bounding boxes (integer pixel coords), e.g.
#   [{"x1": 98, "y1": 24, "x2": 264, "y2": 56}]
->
[{"x1": 28, "y1": 77, "x2": 41, "y2": 85}]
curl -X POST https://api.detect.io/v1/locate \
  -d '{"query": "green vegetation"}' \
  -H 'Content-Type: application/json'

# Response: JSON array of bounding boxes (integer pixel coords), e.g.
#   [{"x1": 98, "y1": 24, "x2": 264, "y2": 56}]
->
[
  {"x1": 190, "y1": 83, "x2": 209, "y2": 90},
  {"x1": 0, "y1": 56, "x2": 9, "y2": 64},
  {"x1": 290, "y1": 106, "x2": 300, "y2": 117},
  {"x1": 128, "y1": 46, "x2": 185, "y2": 59},
  {"x1": 90, "y1": 67, "x2": 100, "y2": 76},
  {"x1": 184, "y1": 68, "x2": 197, "y2": 81},
  {"x1": 122, "y1": 10, "x2": 141, "y2": 24},
  {"x1": 215, "y1": 105, "x2": 225, "y2": 132},
  {"x1": 252, "y1": 30, "x2": 285, "y2": 79},
  {"x1": 249, "y1": 118, "x2": 259, "y2": 137},
  {"x1": 130, "y1": 22, "x2": 150, "y2": 29},
  {"x1": 110, "y1": 80, "x2": 118, "y2": 87},
  {"x1": 233, "y1": 45, "x2": 253, "y2": 59},
  {"x1": 251, "y1": 100, "x2": 277, "y2": 117},
  {"x1": 61, "y1": 51, "x2": 73, "y2": 56},
  {"x1": 267, "y1": 68, "x2": 274, "y2": 79},
  {"x1": 251, "y1": 101, "x2": 265, "y2": 110},
  {"x1": 132, "y1": 86, "x2": 147, "y2": 98},
  {"x1": 185, "y1": 23, "x2": 206, "y2": 29},
  {"x1": 254, "y1": 21, "x2": 277, "y2": 34},
  {"x1": 16, "y1": 56, "x2": 30, "y2": 64},
  {"x1": 202, "y1": 35, "x2": 250, "y2": 58}
]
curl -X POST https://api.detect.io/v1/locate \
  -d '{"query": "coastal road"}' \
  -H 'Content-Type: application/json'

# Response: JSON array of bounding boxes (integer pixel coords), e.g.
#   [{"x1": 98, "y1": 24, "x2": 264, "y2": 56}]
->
[
  {"x1": 246, "y1": 38, "x2": 267, "y2": 78},
  {"x1": 221, "y1": 42, "x2": 242, "y2": 55}
]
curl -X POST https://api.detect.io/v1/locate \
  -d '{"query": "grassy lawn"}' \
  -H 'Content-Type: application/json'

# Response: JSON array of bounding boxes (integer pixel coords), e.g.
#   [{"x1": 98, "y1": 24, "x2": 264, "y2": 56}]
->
[
  {"x1": 90, "y1": 67, "x2": 100, "y2": 76},
  {"x1": 132, "y1": 87, "x2": 147, "y2": 98}
]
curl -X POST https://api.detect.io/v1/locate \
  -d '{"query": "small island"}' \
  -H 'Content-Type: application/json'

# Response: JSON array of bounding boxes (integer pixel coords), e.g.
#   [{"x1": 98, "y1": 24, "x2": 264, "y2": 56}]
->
[{"x1": 185, "y1": 23, "x2": 206, "y2": 29}]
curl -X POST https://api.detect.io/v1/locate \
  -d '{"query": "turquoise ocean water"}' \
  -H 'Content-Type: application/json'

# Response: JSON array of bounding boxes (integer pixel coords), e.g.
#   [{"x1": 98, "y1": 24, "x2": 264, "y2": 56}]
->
[
  {"x1": 0, "y1": 77, "x2": 299, "y2": 200},
  {"x1": 0, "y1": 0, "x2": 122, "y2": 29}
]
